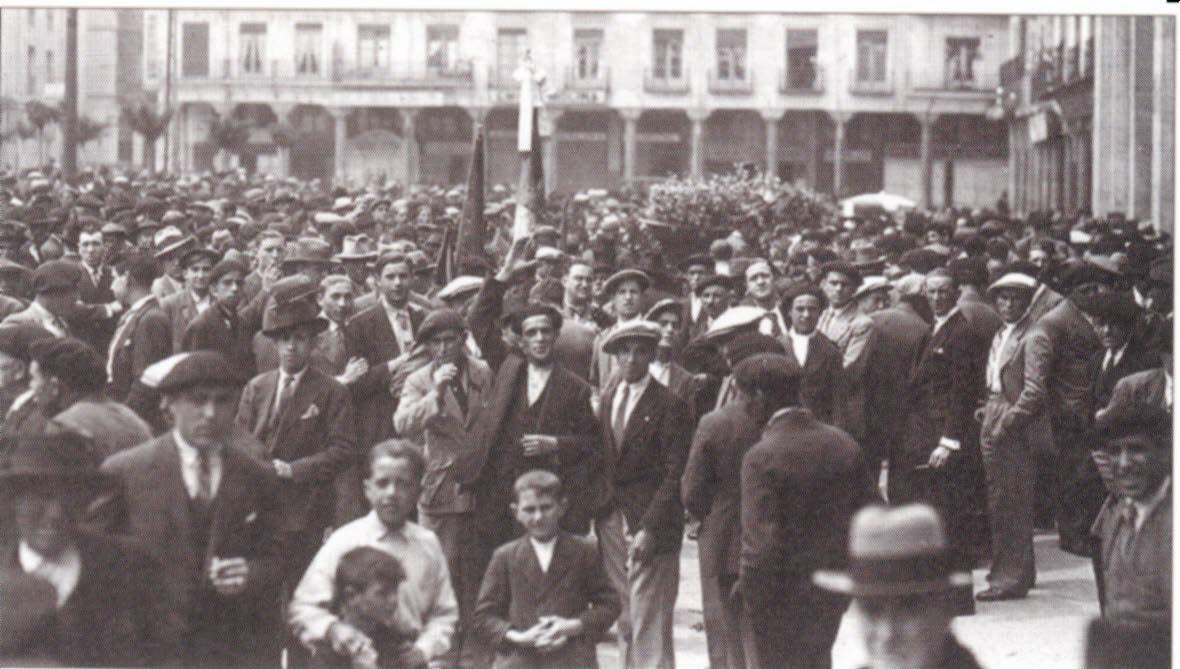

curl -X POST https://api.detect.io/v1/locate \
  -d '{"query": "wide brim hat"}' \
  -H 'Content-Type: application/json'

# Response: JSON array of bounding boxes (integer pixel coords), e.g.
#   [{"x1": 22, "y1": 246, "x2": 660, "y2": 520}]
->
[
  {"x1": 853, "y1": 275, "x2": 892, "y2": 301},
  {"x1": 436, "y1": 275, "x2": 485, "y2": 302},
  {"x1": 645, "y1": 298, "x2": 684, "y2": 323},
  {"x1": 813, "y1": 503, "x2": 972, "y2": 597},
  {"x1": 602, "y1": 268, "x2": 651, "y2": 296},
  {"x1": 602, "y1": 321, "x2": 662, "y2": 354},
  {"x1": 0, "y1": 431, "x2": 115, "y2": 494},
  {"x1": 701, "y1": 305, "x2": 769, "y2": 343},
  {"x1": 154, "y1": 233, "x2": 198, "y2": 260},
  {"x1": 986, "y1": 271, "x2": 1038, "y2": 297},
  {"x1": 177, "y1": 247, "x2": 221, "y2": 269},
  {"x1": 261, "y1": 275, "x2": 329, "y2": 337},
  {"x1": 334, "y1": 234, "x2": 379, "y2": 261},
  {"x1": 693, "y1": 273, "x2": 734, "y2": 296},
  {"x1": 281, "y1": 238, "x2": 340, "y2": 269}
]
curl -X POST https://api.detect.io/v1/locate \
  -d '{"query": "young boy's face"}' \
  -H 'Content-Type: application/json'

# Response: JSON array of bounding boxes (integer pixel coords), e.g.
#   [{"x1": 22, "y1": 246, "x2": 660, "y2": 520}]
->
[
  {"x1": 512, "y1": 489, "x2": 567, "y2": 542},
  {"x1": 345, "y1": 579, "x2": 401, "y2": 629}
]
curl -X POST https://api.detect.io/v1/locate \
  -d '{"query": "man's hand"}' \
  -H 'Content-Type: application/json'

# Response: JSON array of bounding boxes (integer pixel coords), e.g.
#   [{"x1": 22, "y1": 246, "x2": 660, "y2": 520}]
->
[
  {"x1": 505, "y1": 623, "x2": 546, "y2": 648},
  {"x1": 521, "y1": 434, "x2": 558, "y2": 458},
  {"x1": 629, "y1": 529, "x2": 656, "y2": 565},
  {"x1": 386, "y1": 351, "x2": 413, "y2": 374},
  {"x1": 496, "y1": 237, "x2": 536, "y2": 283},
  {"x1": 336, "y1": 357, "x2": 369, "y2": 385},
  {"x1": 260, "y1": 263, "x2": 282, "y2": 290},
  {"x1": 534, "y1": 616, "x2": 583, "y2": 653},
  {"x1": 432, "y1": 363, "x2": 459, "y2": 392},
  {"x1": 208, "y1": 556, "x2": 250, "y2": 596},
  {"x1": 272, "y1": 459, "x2": 294, "y2": 479},
  {"x1": 928, "y1": 437, "x2": 960, "y2": 469},
  {"x1": 325, "y1": 621, "x2": 375, "y2": 660}
]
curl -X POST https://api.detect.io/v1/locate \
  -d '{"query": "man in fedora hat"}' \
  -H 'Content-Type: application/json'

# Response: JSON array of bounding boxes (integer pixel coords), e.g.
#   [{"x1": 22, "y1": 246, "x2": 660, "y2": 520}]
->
[
  {"x1": 160, "y1": 246, "x2": 219, "y2": 351},
  {"x1": 394, "y1": 307, "x2": 494, "y2": 668},
  {"x1": 236, "y1": 277, "x2": 358, "y2": 589},
  {"x1": 150, "y1": 228, "x2": 196, "y2": 301},
  {"x1": 99, "y1": 351, "x2": 287, "y2": 667},
  {"x1": 334, "y1": 233, "x2": 378, "y2": 309},
  {"x1": 1, "y1": 431, "x2": 169, "y2": 666},
  {"x1": 738, "y1": 352, "x2": 878, "y2": 669},
  {"x1": 813, "y1": 504, "x2": 982, "y2": 669},
  {"x1": 182, "y1": 257, "x2": 255, "y2": 376}
]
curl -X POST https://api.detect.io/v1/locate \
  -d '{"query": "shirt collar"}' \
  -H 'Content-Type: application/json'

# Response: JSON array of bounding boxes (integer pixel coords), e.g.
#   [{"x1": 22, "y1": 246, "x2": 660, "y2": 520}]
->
[
  {"x1": 18, "y1": 540, "x2": 79, "y2": 574},
  {"x1": 789, "y1": 328, "x2": 814, "y2": 339},
  {"x1": 1131, "y1": 476, "x2": 1170, "y2": 523},
  {"x1": 829, "y1": 302, "x2": 857, "y2": 318},
  {"x1": 933, "y1": 306, "x2": 960, "y2": 331},
  {"x1": 173, "y1": 428, "x2": 222, "y2": 462},
  {"x1": 624, "y1": 372, "x2": 652, "y2": 396},
  {"x1": 368, "y1": 510, "x2": 410, "y2": 542},
  {"x1": 381, "y1": 295, "x2": 410, "y2": 316},
  {"x1": 278, "y1": 366, "x2": 308, "y2": 387}
]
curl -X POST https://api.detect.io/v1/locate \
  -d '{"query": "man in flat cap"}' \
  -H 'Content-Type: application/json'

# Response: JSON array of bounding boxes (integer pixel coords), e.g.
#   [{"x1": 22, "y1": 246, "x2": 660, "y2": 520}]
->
[
  {"x1": 182, "y1": 257, "x2": 255, "y2": 376},
  {"x1": 0, "y1": 431, "x2": 169, "y2": 666},
  {"x1": 395, "y1": 308, "x2": 494, "y2": 668},
  {"x1": 237, "y1": 278, "x2": 358, "y2": 589},
  {"x1": 595, "y1": 320, "x2": 692, "y2": 669},
  {"x1": 813, "y1": 504, "x2": 981, "y2": 669},
  {"x1": 160, "y1": 247, "x2": 219, "y2": 351},
  {"x1": 0, "y1": 323, "x2": 55, "y2": 431},
  {"x1": 99, "y1": 351, "x2": 287, "y2": 667},
  {"x1": 590, "y1": 268, "x2": 650, "y2": 388},
  {"x1": 816, "y1": 261, "x2": 876, "y2": 444},
  {"x1": 3, "y1": 260, "x2": 85, "y2": 337},
  {"x1": 31, "y1": 336, "x2": 151, "y2": 461},
  {"x1": 108, "y1": 251, "x2": 173, "y2": 433}
]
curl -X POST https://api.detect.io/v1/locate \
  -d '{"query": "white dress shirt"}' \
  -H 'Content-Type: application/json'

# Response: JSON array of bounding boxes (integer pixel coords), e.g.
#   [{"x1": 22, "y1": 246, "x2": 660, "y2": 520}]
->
[
  {"x1": 382, "y1": 297, "x2": 416, "y2": 353},
  {"x1": 649, "y1": 360, "x2": 671, "y2": 387},
  {"x1": 931, "y1": 307, "x2": 960, "y2": 337},
  {"x1": 530, "y1": 536, "x2": 557, "y2": 573},
  {"x1": 788, "y1": 329, "x2": 812, "y2": 368},
  {"x1": 1102, "y1": 343, "x2": 1129, "y2": 372},
  {"x1": 19, "y1": 541, "x2": 81, "y2": 607},
  {"x1": 288, "y1": 512, "x2": 458, "y2": 661},
  {"x1": 190, "y1": 290, "x2": 212, "y2": 315},
  {"x1": 613, "y1": 373, "x2": 651, "y2": 432},
  {"x1": 527, "y1": 363, "x2": 553, "y2": 406},
  {"x1": 1131, "y1": 477, "x2": 1171, "y2": 532},
  {"x1": 24, "y1": 301, "x2": 69, "y2": 337},
  {"x1": 987, "y1": 323, "x2": 1017, "y2": 393},
  {"x1": 273, "y1": 367, "x2": 307, "y2": 417},
  {"x1": 174, "y1": 429, "x2": 223, "y2": 500}
]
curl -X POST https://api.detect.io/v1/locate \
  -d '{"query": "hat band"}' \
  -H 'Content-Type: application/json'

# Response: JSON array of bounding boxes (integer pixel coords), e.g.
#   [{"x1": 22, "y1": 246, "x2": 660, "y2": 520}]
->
[{"x1": 849, "y1": 552, "x2": 952, "y2": 586}]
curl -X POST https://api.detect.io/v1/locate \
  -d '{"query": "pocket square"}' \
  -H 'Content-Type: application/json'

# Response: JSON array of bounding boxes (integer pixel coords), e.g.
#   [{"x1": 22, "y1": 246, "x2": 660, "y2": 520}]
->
[
  {"x1": 243, "y1": 511, "x2": 258, "y2": 524},
  {"x1": 300, "y1": 405, "x2": 320, "y2": 420}
]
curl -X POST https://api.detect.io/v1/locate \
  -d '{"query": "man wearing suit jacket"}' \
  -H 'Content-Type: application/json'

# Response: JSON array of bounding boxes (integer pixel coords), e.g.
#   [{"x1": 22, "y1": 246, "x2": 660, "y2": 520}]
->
[
  {"x1": 779, "y1": 284, "x2": 842, "y2": 424},
  {"x1": 160, "y1": 247, "x2": 218, "y2": 351},
  {"x1": 72, "y1": 227, "x2": 118, "y2": 354},
  {"x1": 681, "y1": 384, "x2": 762, "y2": 669},
  {"x1": 816, "y1": 262, "x2": 876, "y2": 443},
  {"x1": 108, "y1": 253, "x2": 172, "y2": 432},
  {"x1": 465, "y1": 239, "x2": 603, "y2": 546},
  {"x1": 1097, "y1": 364, "x2": 1172, "y2": 433},
  {"x1": 99, "y1": 351, "x2": 288, "y2": 667},
  {"x1": 976, "y1": 272, "x2": 1053, "y2": 601},
  {"x1": 237, "y1": 279, "x2": 357, "y2": 588},
  {"x1": 739, "y1": 353, "x2": 879, "y2": 669},
  {"x1": 1, "y1": 431, "x2": 168, "y2": 667},
  {"x1": 644, "y1": 299, "x2": 705, "y2": 420},
  {"x1": 344, "y1": 252, "x2": 426, "y2": 450},
  {"x1": 183, "y1": 258, "x2": 255, "y2": 377},
  {"x1": 395, "y1": 308, "x2": 494, "y2": 669},
  {"x1": 1078, "y1": 292, "x2": 1160, "y2": 409},
  {"x1": 898, "y1": 270, "x2": 990, "y2": 612},
  {"x1": 596, "y1": 321, "x2": 691, "y2": 669}
]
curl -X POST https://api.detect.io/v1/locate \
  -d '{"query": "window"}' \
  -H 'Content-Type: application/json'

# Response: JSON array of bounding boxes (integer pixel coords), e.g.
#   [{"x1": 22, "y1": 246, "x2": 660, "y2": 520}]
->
[
  {"x1": 240, "y1": 23, "x2": 266, "y2": 75},
  {"x1": 27, "y1": 46, "x2": 36, "y2": 95},
  {"x1": 652, "y1": 29, "x2": 684, "y2": 79},
  {"x1": 574, "y1": 29, "x2": 603, "y2": 80},
  {"x1": 357, "y1": 24, "x2": 390, "y2": 72},
  {"x1": 715, "y1": 29, "x2": 747, "y2": 80},
  {"x1": 45, "y1": 51, "x2": 55, "y2": 83},
  {"x1": 46, "y1": 9, "x2": 53, "y2": 31},
  {"x1": 856, "y1": 29, "x2": 888, "y2": 82},
  {"x1": 426, "y1": 24, "x2": 460, "y2": 72},
  {"x1": 945, "y1": 37, "x2": 980, "y2": 85},
  {"x1": 295, "y1": 23, "x2": 321, "y2": 75},
  {"x1": 496, "y1": 28, "x2": 527, "y2": 85},
  {"x1": 786, "y1": 28, "x2": 818, "y2": 89},
  {"x1": 181, "y1": 22, "x2": 210, "y2": 77}
]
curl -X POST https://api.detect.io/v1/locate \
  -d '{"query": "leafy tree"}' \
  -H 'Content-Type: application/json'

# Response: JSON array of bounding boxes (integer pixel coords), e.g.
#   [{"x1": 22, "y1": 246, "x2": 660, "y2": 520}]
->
[
  {"x1": 207, "y1": 115, "x2": 251, "y2": 169},
  {"x1": 121, "y1": 103, "x2": 173, "y2": 173},
  {"x1": 24, "y1": 100, "x2": 60, "y2": 165},
  {"x1": 75, "y1": 115, "x2": 106, "y2": 163}
]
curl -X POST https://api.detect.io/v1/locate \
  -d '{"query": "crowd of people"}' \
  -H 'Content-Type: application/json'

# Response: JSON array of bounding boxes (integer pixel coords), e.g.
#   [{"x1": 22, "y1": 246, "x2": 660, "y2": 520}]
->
[{"x1": 0, "y1": 163, "x2": 1172, "y2": 669}]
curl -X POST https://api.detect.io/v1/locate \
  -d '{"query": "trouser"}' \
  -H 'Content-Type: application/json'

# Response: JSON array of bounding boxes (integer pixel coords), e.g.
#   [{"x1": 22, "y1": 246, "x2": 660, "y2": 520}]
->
[
  {"x1": 979, "y1": 395, "x2": 1037, "y2": 593},
  {"x1": 421, "y1": 508, "x2": 491, "y2": 669},
  {"x1": 597, "y1": 509, "x2": 680, "y2": 669},
  {"x1": 742, "y1": 577, "x2": 846, "y2": 669},
  {"x1": 700, "y1": 572, "x2": 748, "y2": 669}
]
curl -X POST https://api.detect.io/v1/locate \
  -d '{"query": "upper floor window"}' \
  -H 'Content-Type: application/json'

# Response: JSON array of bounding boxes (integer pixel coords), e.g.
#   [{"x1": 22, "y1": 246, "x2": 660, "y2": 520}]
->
[
  {"x1": 46, "y1": 50, "x2": 56, "y2": 83},
  {"x1": 181, "y1": 22, "x2": 210, "y2": 77},
  {"x1": 574, "y1": 28, "x2": 603, "y2": 80},
  {"x1": 715, "y1": 29, "x2": 747, "y2": 80},
  {"x1": 496, "y1": 28, "x2": 527, "y2": 85},
  {"x1": 786, "y1": 28, "x2": 818, "y2": 89},
  {"x1": 426, "y1": 24, "x2": 460, "y2": 72},
  {"x1": 240, "y1": 23, "x2": 267, "y2": 74},
  {"x1": 856, "y1": 29, "x2": 888, "y2": 82},
  {"x1": 27, "y1": 46, "x2": 37, "y2": 95},
  {"x1": 652, "y1": 29, "x2": 684, "y2": 79},
  {"x1": 295, "y1": 23, "x2": 321, "y2": 75},
  {"x1": 357, "y1": 24, "x2": 391, "y2": 72},
  {"x1": 946, "y1": 37, "x2": 980, "y2": 85}
]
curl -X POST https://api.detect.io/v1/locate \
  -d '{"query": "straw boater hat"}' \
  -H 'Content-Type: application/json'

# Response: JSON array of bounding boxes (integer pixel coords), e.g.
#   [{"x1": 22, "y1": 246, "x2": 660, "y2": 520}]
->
[
  {"x1": 436, "y1": 276, "x2": 485, "y2": 303},
  {"x1": 280, "y1": 238, "x2": 339, "y2": 271},
  {"x1": 813, "y1": 503, "x2": 972, "y2": 597},
  {"x1": 701, "y1": 305, "x2": 769, "y2": 343},
  {"x1": 853, "y1": 275, "x2": 892, "y2": 301}
]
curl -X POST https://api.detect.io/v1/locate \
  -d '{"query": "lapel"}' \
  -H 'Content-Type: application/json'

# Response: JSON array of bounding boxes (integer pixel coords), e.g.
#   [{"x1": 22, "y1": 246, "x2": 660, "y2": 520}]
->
[
  {"x1": 206, "y1": 448, "x2": 249, "y2": 562},
  {"x1": 152, "y1": 435, "x2": 192, "y2": 551},
  {"x1": 274, "y1": 370, "x2": 318, "y2": 439},
  {"x1": 464, "y1": 360, "x2": 491, "y2": 430},
  {"x1": 253, "y1": 372, "x2": 281, "y2": 437},
  {"x1": 621, "y1": 381, "x2": 660, "y2": 454},
  {"x1": 517, "y1": 537, "x2": 545, "y2": 594},
  {"x1": 539, "y1": 533, "x2": 574, "y2": 597},
  {"x1": 370, "y1": 307, "x2": 400, "y2": 357}
]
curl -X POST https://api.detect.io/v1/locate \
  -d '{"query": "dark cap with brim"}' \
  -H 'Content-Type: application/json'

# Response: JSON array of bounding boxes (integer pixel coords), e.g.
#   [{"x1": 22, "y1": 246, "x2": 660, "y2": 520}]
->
[{"x1": 140, "y1": 351, "x2": 245, "y2": 394}]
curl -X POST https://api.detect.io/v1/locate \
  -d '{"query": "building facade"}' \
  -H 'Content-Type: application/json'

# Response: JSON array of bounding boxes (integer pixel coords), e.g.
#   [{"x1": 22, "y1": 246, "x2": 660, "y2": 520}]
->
[
  {"x1": 147, "y1": 11, "x2": 1011, "y2": 204},
  {"x1": 1, "y1": 8, "x2": 144, "y2": 172},
  {"x1": 999, "y1": 15, "x2": 1175, "y2": 232}
]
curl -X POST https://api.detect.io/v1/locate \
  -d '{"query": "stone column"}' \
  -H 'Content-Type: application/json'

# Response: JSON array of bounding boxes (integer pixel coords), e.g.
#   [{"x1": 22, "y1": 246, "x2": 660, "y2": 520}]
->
[
  {"x1": 401, "y1": 108, "x2": 418, "y2": 187},
  {"x1": 687, "y1": 109, "x2": 707, "y2": 179},
  {"x1": 918, "y1": 112, "x2": 939, "y2": 210},
  {"x1": 542, "y1": 109, "x2": 561, "y2": 195},
  {"x1": 619, "y1": 108, "x2": 641, "y2": 184},
  {"x1": 762, "y1": 109, "x2": 781, "y2": 182},
  {"x1": 831, "y1": 111, "x2": 850, "y2": 198},
  {"x1": 328, "y1": 107, "x2": 348, "y2": 185}
]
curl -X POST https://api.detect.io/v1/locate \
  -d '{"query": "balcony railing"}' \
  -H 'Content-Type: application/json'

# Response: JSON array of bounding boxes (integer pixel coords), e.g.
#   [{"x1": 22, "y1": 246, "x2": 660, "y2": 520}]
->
[
  {"x1": 707, "y1": 69, "x2": 753, "y2": 95},
  {"x1": 643, "y1": 67, "x2": 691, "y2": 94},
  {"x1": 778, "y1": 65, "x2": 824, "y2": 94},
  {"x1": 849, "y1": 69, "x2": 892, "y2": 95},
  {"x1": 179, "y1": 57, "x2": 473, "y2": 89},
  {"x1": 565, "y1": 65, "x2": 610, "y2": 92}
]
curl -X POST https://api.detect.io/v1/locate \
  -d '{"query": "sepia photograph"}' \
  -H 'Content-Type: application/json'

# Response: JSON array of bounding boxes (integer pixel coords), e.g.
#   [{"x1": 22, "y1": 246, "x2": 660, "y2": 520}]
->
[{"x1": 0, "y1": 3, "x2": 1174, "y2": 668}]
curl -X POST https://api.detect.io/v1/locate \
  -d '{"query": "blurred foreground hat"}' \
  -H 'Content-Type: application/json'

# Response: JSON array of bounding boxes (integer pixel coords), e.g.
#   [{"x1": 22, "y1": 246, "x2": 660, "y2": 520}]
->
[
  {"x1": 417, "y1": 308, "x2": 466, "y2": 343},
  {"x1": 141, "y1": 351, "x2": 245, "y2": 394},
  {"x1": 602, "y1": 321, "x2": 661, "y2": 354},
  {"x1": 436, "y1": 276, "x2": 484, "y2": 303},
  {"x1": 813, "y1": 503, "x2": 972, "y2": 597},
  {"x1": 31, "y1": 260, "x2": 82, "y2": 294}
]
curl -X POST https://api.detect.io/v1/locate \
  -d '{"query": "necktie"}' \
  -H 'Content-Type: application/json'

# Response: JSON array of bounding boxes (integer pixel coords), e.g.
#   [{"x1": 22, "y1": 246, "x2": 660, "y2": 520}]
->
[
  {"x1": 395, "y1": 311, "x2": 412, "y2": 349},
  {"x1": 269, "y1": 374, "x2": 295, "y2": 430},
  {"x1": 195, "y1": 449, "x2": 213, "y2": 505},
  {"x1": 612, "y1": 384, "x2": 630, "y2": 451},
  {"x1": 452, "y1": 375, "x2": 468, "y2": 417},
  {"x1": 1119, "y1": 503, "x2": 1138, "y2": 555}
]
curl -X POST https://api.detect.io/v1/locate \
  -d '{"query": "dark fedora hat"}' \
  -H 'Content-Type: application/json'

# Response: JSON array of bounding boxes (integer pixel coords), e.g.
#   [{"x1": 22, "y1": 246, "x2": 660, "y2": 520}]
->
[
  {"x1": 0, "y1": 431, "x2": 112, "y2": 494},
  {"x1": 262, "y1": 275, "x2": 329, "y2": 337},
  {"x1": 280, "y1": 238, "x2": 339, "y2": 270},
  {"x1": 813, "y1": 503, "x2": 972, "y2": 597}
]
